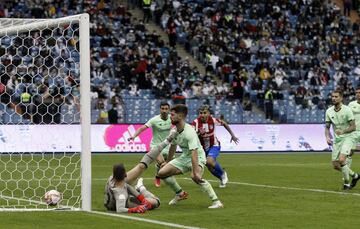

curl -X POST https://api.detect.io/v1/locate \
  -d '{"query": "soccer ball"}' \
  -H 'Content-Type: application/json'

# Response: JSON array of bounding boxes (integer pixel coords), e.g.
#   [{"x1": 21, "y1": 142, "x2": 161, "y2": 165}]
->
[{"x1": 44, "y1": 190, "x2": 61, "y2": 206}]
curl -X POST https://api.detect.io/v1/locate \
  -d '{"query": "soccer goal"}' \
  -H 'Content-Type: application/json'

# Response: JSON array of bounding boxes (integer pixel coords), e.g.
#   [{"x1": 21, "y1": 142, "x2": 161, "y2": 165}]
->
[{"x1": 0, "y1": 14, "x2": 91, "y2": 211}]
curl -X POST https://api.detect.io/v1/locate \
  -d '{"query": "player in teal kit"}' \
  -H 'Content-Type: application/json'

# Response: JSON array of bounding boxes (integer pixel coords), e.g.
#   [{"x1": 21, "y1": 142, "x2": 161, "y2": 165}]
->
[
  {"x1": 348, "y1": 87, "x2": 360, "y2": 188},
  {"x1": 129, "y1": 102, "x2": 182, "y2": 192},
  {"x1": 325, "y1": 90, "x2": 359, "y2": 190},
  {"x1": 157, "y1": 104, "x2": 223, "y2": 208}
]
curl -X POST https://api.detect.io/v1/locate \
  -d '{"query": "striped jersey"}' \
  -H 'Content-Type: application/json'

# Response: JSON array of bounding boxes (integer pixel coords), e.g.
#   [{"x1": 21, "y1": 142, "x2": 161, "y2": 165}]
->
[{"x1": 191, "y1": 116, "x2": 222, "y2": 150}]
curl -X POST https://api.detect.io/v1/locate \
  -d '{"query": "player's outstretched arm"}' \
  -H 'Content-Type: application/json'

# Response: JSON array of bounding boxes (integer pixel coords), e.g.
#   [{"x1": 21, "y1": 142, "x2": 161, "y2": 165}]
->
[
  {"x1": 220, "y1": 120, "x2": 239, "y2": 144},
  {"x1": 128, "y1": 125, "x2": 148, "y2": 141}
]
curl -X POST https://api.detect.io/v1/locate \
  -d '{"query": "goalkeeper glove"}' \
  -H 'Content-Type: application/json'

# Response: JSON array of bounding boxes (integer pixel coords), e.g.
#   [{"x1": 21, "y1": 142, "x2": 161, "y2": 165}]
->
[
  {"x1": 128, "y1": 205, "x2": 147, "y2": 213},
  {"x1": 137, "y1": 194, "x2": 153, "y2": 210}
]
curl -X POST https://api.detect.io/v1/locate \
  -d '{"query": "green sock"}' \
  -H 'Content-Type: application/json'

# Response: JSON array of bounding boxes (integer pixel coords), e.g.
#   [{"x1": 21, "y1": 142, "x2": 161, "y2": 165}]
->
[
  {"x1": 341, "y1": 164, "x2": 350, "y2": 184},
  {"x1": 346, "y1": 157, "x2": 356, "y2": 177},
  {"x1": 163, "y1": 176, "x2": 182, "y2": 194},
  {"x1": 347, "y1": 156, "x2": 352, "y2": 167},
  {"x1": 199, "y1": 179, "x2": 218, "y2": 202}
]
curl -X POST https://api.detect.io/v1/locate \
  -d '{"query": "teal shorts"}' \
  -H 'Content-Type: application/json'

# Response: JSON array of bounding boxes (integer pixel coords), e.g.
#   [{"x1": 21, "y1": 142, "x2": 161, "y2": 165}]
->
[
  {"x1": 332, "y1": 135, "x2": 356, "y2": 161},
  {"x1": 169, "y1": 156, "x2": 206, "y2": 174}
]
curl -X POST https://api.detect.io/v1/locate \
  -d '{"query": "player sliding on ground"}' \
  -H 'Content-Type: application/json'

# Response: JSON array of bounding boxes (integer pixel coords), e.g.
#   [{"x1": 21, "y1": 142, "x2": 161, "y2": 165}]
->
[
  {"x1": 325, "y1": 89, "x2": 360, "y2": 190},
  {"x1": 192, "y1": 105, "x2": 239, "y2": 188},
  {"x1": 156, "y1": 104, "x2": 223, "y2": 209},
  {"x1": 128, "y1": 102, "x2": 181, "y2": 190},
  {"x1": 104, "y1": 163, "x2": 159, "y2": 214},
  {"x1": 348, "y1": 86, "x2": 360, "y2": 188}
]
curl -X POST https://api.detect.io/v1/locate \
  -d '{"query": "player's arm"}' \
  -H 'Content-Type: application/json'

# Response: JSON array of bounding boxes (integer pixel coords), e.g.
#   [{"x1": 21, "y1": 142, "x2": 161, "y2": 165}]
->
[
  {"x1": 128, "y1": 125, "x2": 148, "y2": 141},
  {"x1": 165, "y1": 144, "x2": 177, "y2": 164},
  {"x1": 336, "y1": 120, "x2": 356, "y2": 135},
  {"x1": 111, "y1": 186, "x2": 148, "y2": 214},
  {"x1": 191, "y1": 149, "x2": 202, "y2": 183},
  {"x1": 325, "y1": 122, "x2": 332, "y2": 145},
  {"x1": 126, "y1": 184, "x2": 153, "y2": 210},
  {"x1": 220, "y1": 119, "x2": 239, "y2": 144}
]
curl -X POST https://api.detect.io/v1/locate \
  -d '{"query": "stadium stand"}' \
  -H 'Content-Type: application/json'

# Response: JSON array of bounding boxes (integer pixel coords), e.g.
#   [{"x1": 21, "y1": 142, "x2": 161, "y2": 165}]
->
[
  {"x1": 146, "y1": 0, "x2": 360, "y2": 123},
  {"x1": 1, "y1": 0, "x2": 359, "y2": 124}
]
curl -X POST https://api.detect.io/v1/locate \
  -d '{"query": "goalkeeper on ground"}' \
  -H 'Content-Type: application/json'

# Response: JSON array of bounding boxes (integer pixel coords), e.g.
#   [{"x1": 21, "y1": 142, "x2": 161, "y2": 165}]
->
[{"x1": 104, "y1": 163, "x2": 160, "y2": 213}]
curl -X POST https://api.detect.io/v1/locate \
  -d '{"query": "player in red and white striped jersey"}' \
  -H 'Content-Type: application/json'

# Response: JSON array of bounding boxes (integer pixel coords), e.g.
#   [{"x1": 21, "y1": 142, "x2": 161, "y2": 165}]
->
[{"x1": 191, "y1": 105, "x2": 239, "y2": 187}]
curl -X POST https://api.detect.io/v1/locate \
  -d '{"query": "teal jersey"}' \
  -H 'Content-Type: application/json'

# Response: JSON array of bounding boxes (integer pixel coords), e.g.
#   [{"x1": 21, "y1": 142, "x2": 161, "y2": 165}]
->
[
  {"x1": 349, "y1": 100, "x2": 360, "y2": 132},
  {"x1": 325, "y1": 104, "x2": 355, "y2": 141},
  {"x1": 172, "y1": 123, "x2": 206, "y2": 164},
  {"x1": 145, "y1": 114, "x2": 172, "y2": 148}
]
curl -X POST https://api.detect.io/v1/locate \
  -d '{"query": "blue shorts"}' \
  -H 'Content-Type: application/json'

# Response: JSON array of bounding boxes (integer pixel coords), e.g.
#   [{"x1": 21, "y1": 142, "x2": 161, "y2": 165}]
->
[{"x1": 205, "y1": 146, "x2": 221, "y2": 159}]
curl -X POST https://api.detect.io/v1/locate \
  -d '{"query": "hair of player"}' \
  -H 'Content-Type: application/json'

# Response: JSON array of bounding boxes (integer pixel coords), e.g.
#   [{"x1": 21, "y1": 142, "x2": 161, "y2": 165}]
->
[
  {"x1": 171, "y1": 104, "x2": 188, "y2": 117},
  {"x1": 113, "y1": 163, "x2": 127, "y2": 181},
  {"x1": 333, "y1": 89, "x2": 343, "y2": 97},
  {"x1": 199, "y1": 105, "x2": 210, "y2": 112},
  {"x1": 160, "y1": 101, "x2": 170, "y2": 108},
  {"x1": 356, "y1": 86, "x2": 360, "y2": 91}
]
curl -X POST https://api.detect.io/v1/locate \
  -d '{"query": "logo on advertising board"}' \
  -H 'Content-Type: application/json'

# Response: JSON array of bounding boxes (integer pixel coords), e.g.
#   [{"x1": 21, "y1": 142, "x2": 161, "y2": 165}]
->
[{"x1": 103, "y1": 125, "x2": 151, "y2": 152}]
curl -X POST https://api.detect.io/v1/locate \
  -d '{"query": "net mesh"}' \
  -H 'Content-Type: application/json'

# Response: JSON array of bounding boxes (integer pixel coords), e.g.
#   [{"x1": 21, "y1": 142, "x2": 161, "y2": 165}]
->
[{"x1": 0, "y1": 17, "x2": 82, "y2": 210}]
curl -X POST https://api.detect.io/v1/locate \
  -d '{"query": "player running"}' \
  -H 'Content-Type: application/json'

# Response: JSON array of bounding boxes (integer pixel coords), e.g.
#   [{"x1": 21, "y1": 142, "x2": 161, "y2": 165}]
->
[
  {"x1": 104, "y1": 163, "x2": 159, "y2": 214},
  {"x1": 157, "y1": 104, "x2": 223, "y2": 208},
  {"x1": 128, "y1": 101, "x2": 181, "y2": 190},
  {"x1": 325, "y1": 89, "x2": 359, "y2": 190},
  {"x1": 191, "y1": 105, "x2": 239, "y2": 188},
  {"x1": 347, "y1": 86, "x2": 360, "y2": 188}
]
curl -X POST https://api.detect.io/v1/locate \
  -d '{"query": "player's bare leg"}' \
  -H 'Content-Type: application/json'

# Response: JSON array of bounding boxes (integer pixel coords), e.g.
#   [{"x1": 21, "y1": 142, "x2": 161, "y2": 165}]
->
[
  {"x1": 154, "y1": 154, "x2": 165, "y2": 187},
  {"x1": 158, "y1": 163, "x2": 187, "y2": 205},
  {"x1": 192, "y1": 165, "x2": 223, "y2": 209},
  {"x1": 332, "y1": 161, "x2": 341, "y2": 171},
  {"x1": 126, "y1": 163, "x2": 147, "y2": 185}
]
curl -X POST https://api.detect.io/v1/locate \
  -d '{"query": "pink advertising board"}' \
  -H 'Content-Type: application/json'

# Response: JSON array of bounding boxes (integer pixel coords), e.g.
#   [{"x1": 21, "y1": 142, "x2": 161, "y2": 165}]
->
[
  {"x1": 0, "y1": 124, "x2": 334, "y2": 152},
  {"x1": 92, "y1": 124, "x2": 152, "y2": 152}
]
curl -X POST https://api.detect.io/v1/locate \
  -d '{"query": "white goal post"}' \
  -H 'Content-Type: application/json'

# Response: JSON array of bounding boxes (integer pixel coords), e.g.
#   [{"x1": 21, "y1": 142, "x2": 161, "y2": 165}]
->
[{"x1": 0, "y1": 14, "x2": 91, "y2": 211}]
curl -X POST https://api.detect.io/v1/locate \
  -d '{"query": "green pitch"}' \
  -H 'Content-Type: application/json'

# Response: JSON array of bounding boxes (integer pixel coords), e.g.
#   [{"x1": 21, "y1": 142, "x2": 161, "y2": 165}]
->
[{"x1": 2, "y1": 153, "x2": 360, "y2": 228}]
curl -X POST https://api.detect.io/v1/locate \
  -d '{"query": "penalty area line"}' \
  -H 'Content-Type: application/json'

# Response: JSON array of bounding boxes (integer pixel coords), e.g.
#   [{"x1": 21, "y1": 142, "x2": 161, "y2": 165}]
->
[{"x1": 89, "y1": 211, "x2": 202, "y2": 229}]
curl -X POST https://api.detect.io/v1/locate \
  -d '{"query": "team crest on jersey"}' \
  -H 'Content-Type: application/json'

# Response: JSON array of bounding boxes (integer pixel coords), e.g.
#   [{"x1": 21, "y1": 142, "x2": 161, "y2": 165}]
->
[{"x1": 209, "y1": 124, "x2": 214, "y2": 129}]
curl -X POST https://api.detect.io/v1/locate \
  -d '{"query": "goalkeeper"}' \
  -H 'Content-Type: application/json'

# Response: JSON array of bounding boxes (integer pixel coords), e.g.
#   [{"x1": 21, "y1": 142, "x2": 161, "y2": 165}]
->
[
  {"x1": 104, "y1": 163, "x2": 159, "y2": 213},
  {"x1": 104, "y1": 128, "x2": 178, "y2": 213}
]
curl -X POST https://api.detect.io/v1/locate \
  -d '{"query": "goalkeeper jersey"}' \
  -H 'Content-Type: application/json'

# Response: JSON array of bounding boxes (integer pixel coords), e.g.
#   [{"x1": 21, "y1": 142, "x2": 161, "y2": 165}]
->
[{"x1": 104, "y1": 176, "x2": 139, "y2": 213}]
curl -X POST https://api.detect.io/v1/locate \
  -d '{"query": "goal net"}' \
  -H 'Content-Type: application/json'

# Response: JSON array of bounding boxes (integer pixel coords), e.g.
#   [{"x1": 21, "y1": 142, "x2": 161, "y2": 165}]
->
[{"x1": 0, "y1": 14, "x2": 91, "y2": 211}]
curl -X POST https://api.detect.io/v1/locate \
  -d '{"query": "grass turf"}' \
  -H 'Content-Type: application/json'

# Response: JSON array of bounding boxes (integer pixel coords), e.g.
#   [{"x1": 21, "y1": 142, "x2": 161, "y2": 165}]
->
[{"x1": 2, "y1": 153, "x2": 360, "y2": 228}]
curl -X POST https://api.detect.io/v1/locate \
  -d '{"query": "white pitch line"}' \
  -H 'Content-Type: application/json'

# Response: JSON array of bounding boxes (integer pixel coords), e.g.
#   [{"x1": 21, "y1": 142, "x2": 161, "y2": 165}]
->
[
  {"x1": 89, "y1": 211, "x2": 202, "y2": 229},
  {"x1": 186, "y1": 178, "x2": 360, "y2": 197},
  {"x1": 0, "y1": 194, "x2": 77, "y2": 210},
  {"x1": 93, "y1": 177, "x2": 360, "y2": 197}
]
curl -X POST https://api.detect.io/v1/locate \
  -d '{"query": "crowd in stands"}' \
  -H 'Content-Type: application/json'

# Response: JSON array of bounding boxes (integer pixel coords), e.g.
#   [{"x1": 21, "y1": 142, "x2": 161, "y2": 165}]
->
[
  {"x1": 145, "y1": 0, "x2": 360, "y2": 117},
  {"x1": 1, "y1": 0, "x2": 238, "y2": 124},
  {"x1": 1, "y1": 0, "x2": 360, "y2": 124}
]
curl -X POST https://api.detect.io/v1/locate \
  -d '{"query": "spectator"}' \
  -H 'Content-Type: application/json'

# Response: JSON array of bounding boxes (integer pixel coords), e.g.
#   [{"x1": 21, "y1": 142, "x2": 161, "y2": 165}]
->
[
  {"x1": 264, "y1": 87, "x2": 274, "y2": 121},
  {"x1": 167, "y1": 17, "x2": 177, "y2": 48},
  {"x1": 142, "y1": 0, "x2": 152, "y2": 23},
  {"x1": 108, "y1": 106, "x2": 119, "y2": 124},
  {"x1": 344, "y1": 0, "x2": 352, "y2": 16}
]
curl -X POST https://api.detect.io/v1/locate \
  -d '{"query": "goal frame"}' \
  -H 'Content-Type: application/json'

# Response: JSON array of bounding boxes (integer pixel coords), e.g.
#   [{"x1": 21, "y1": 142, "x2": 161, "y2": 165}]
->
[{"x1": 0, "y1": 13, "x2": 91, "y2": 211}]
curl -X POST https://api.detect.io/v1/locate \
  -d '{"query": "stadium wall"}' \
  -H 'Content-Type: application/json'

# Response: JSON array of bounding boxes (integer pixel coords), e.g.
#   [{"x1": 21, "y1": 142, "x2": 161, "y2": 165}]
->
[{"x1": 0, "y1": 124, "x2": 332, "y2": 153}]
